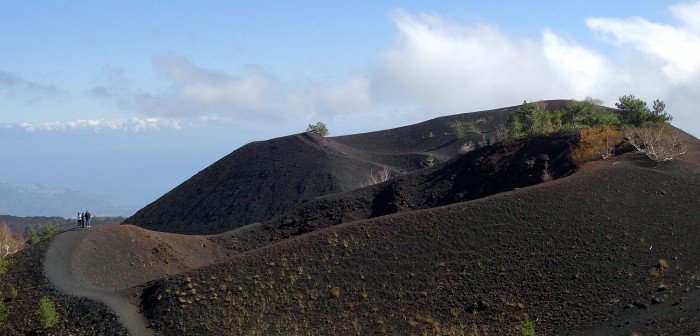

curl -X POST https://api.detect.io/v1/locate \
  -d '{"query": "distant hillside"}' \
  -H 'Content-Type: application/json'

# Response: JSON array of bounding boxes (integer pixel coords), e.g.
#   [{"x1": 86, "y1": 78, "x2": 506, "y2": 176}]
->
[
  {"x1": 0, "y1": 215, "x2": 124, "y2": 234},
  {"x1": 125, "y1": 103, "x2": 529, "y2": 234},
  {"x1": 0, "y1": 182, "x2": 138, "y2": 217}
]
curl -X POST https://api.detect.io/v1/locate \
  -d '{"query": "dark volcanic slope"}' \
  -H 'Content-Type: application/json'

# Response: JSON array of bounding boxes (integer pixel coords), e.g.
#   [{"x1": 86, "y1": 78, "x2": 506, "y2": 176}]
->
[
  {"x1": 220, "y1": 133, "x2": 578, "y2": 251},
  {"x1": 126, "y1": 133, "x2": 366, "y2": 234},
  {"x1": 125, "y1": 102, "x2": 541, "y2": 234},
  {"x1": 141, "y1": 157, "x2": 700, "y2": 335}
]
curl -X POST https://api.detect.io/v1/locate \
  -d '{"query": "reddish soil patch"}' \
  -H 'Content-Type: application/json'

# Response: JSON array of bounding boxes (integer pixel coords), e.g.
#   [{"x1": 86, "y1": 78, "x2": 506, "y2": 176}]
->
[{"x1": 66, "y1": 225, "x2": 235, "y2": 291}]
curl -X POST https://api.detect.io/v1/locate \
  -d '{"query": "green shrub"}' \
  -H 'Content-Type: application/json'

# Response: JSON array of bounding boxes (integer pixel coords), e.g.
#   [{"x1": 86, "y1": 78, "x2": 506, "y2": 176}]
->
[
  {"x1": 35, "y1": 296, "x2": 59, "y2": 331},
  {"x1": 306, "y1": 122, "x2": 329, "y2": 136},
  {"x1": 450, "y1": 121, "x2": 467, "y2": 139},
  {"x1": 615, "y1": 94, "x2": 671, "y2": 126},
  {"x1": 0, "y1": 258, "x2": 9, "y2": 276},
  {"x1": 560, "y1": 100, "x2": 618, "y2": 128},
  {"x1": 9, "y1": 287, "x2": 18, "y2": 300},
  {"x1": 0, "y1": 300, "x2": 7, "y2": 329},
  {"x1": 26, "y1": 227, "x2": 41, "y2": 245},
  {"x1": 508, "y1": 101, "x2": 554, "y2": 137},
  {"x1": 26, "y1": 224, "x2": 64, "y2": 245},
  {"x1": 40, "y1": 224, "x2": 64, "y2": 241},
  {"x1": 520, "y1": 318, "x2": 536, "y2": 336},
  {"x1": 509, "y1": 96, "x2": 671, "y2": 140}
]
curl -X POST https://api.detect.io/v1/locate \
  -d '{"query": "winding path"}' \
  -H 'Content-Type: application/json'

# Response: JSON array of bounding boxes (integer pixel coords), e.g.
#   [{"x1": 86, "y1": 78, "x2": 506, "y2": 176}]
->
[{"x1": 44, "y1": 229, "x2": 154, "y2": 336}]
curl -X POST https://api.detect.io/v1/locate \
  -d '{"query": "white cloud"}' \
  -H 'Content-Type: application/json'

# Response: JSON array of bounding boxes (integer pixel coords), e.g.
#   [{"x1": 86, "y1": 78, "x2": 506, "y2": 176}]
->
[
  {"x1": 16, "y1": 118, "x2": 184, "y2": 132},
  {"x1": 57, "y1": 3, "x2": 700, "y2": 138},
  {"x1": 105, "y1": 54, "x2": 373, "y2": 125},
  {"x1": 586, "y1": 10, "x2": 700, "y2": 82},
  {"x1": 670, "y1": 1, "x2": 700, "y2": 34},
  {"x1": 369, "y1": 11, "x2": 601, "y2": 115},
  {"x1": 541, "y1": 29, "x2": 607, "y2": 94},
  {"x1": 583, "y1": 1, "x2": 700, "y2": 135},
  {"x1": 153, "y1": 55, "x2": 278, "y2": 111},
  {"x1": 365, "y1": 7, "x2": 700, "y2": 135}
]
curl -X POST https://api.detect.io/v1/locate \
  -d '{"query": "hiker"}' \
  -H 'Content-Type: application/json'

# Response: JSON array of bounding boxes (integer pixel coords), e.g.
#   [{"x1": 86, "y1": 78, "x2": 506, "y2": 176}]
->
[
  {"x1": 85, "y1": 211, "x2": 91, "y2": 228},
  {"x1": 77, "y1": 212, "x2": 84, "y2": 229}
]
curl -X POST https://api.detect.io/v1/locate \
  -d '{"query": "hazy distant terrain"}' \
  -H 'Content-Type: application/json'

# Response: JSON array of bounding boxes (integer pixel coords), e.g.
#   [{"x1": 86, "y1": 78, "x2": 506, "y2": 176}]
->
[{"x1": 0, "y1": 182, "x2": 138, "y2": 217}]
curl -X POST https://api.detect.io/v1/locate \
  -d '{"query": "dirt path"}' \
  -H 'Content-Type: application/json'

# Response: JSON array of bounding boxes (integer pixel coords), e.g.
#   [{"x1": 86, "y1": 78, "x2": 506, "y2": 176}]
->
[{"x1": 44, "y1": 229, "x2": 154, "y2": 336}]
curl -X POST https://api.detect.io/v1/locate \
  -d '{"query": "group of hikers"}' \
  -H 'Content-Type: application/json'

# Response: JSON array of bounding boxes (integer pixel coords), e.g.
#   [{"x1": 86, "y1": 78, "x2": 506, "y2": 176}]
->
[{"x1": 77, "y1": 211, "x2": 92, "y2": 229}]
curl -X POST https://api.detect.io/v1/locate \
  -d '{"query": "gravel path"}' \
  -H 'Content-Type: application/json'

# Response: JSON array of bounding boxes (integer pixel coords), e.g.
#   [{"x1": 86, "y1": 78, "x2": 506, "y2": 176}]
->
[{"x1": 44, "y1": 229, "x2": 154, "y2": 336}]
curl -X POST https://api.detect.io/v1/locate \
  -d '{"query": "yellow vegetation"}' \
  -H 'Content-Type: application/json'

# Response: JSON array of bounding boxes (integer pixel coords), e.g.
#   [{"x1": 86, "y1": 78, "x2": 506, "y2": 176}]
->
[{"x1": 571, "y1": 126, "x2": 623, "y2": 165}]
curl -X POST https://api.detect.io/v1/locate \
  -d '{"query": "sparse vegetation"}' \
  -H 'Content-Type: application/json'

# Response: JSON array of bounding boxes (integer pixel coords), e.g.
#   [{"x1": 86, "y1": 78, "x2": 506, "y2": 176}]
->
[
  {"x1": 361, "y1": 167, "x2": 391, "y2": 187},
  {"x1": 509, "y1": 95, "x2": 669, "y2": 143},
  {"x1": 507, "y1": 101, "x2": 555, "y2": 137},
  {"x1": 450, "y1": 120, "x2": 468, "y2": 139},
  {"x1": 624, "y1": 123, "x2": 688, "y2": 162},
  {"x1": 35, "y1": 296, "x2": 59, "y2": 331},
  {"x1": 561, "y1": 98, "x2": 618, "y2": 129},
  {"x1": 41, "y1": 223, "x2": 64, "y2": 239},
  {"x1": 0, "y1": 300, "x2": 7, "y2": 329},
  {"x1": 616, "y1": 94, "x2": 671, "y2": 126},
  {"x1": 571, "y1": 127, "x2": 623, "y2": 164},
  {"x1": 540, "y1": 162, "x2": 553, "y2": 183},
  {"x1": 425, "y1": 155, "x2": 436, "y2": 168},
  {"x1": 0, "y1": 224, "x2": 24, "y2": 257},
  {"x1": 459, "y1": 142, "x2": 475, "y2": 154},
  {"x1": 0, "y1": 257, "x2": 9, "y2": 276},
  {"x1": 25, "y1": 227, "x2": 40, "y2": 245},
  {"x1": 25, "y1": 223, "x2": 64, "y2": 245},
  {"x1": 306, "y1": 122, "x2": 329, "y2": 137},
  {"x1": 503, "y1": 96, "x2": 684, "y2": 165},
  {"x1": 450, "y1": 120, "x2": 480, "y2": 140},
  {"x1": 520, "y1": 318, "x2": 537, "y2": 336},
  {"x1": 9, "y1": 287, "x2": 18, "y2": 300}
]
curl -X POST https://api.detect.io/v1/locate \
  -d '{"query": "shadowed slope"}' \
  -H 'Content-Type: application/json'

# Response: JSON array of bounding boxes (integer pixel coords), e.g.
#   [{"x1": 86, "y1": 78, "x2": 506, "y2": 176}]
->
[
  {"x1": 217, "y1": 133, "x2": 578, "y2": 251},
  {"x1": 141, "y1": 157, "x2": 700, "y2": 335},
  {"x1": 125, "y1": 133, "x2": 387, "y2": 234}
]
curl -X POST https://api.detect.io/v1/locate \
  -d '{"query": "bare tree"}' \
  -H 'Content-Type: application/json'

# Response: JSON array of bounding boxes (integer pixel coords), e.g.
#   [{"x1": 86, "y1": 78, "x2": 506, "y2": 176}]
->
[
  {"x1": 0, "y1": 224, "x2": 25, "y2": 258},
  {"x1": 624, "y1": 124, "x2": 688, "y2": 162},
  {"x1": 361, "y1": 167, "x2": 391, "y2": 187}
]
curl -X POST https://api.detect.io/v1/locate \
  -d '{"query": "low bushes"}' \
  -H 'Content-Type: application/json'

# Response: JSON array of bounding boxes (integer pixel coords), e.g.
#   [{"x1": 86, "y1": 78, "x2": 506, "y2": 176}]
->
[
  {"x1": 35, "y1": 296, "x2": 59, "y2": 331},
  {"x1": 571, "y1": 127, "x2": 623, "y2": 165},
  {"x1": 624, "y1": 123, "x2": 688, "y2": 162}
]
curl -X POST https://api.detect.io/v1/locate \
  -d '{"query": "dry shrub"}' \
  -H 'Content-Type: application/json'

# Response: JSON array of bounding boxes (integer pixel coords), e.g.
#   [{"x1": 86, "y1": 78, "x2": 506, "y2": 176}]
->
[
  {"x1": 0, "y1": 224, "x2": 25, "y2": 258},
  {"x1": 459, "y1": 142, "x2": 475, "y2": 153},
  {"x1": 540, "y1": 162, "x2": 553, "y2": 183},
  {"x1": 624, "y1": 123, "x2": 688, "y2": 162},
  {"x1": 360, "y1": 167, "x2": 390, "y2": 187},
  {"x1": 571, "y1": 126, "x2": 623, "y2": 165}
]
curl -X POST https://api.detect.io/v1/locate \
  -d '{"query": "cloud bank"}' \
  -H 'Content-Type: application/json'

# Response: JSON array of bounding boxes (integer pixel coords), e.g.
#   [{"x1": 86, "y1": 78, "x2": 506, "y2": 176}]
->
[
  {"x1": 13, "y1": 1, "x2": 700, "y2": 136},
  {"x1": 129, "y1": 3, "x2": 697, "y2": 135},
  {"x1": 16, "y1": 118, "x2": 184, "y2": 132}
]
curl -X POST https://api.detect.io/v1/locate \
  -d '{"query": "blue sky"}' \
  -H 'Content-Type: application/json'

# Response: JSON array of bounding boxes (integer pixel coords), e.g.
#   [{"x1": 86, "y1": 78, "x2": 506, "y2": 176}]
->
[{"x1": 2, "y1": 1, "x2": 699, "y2": 215}]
